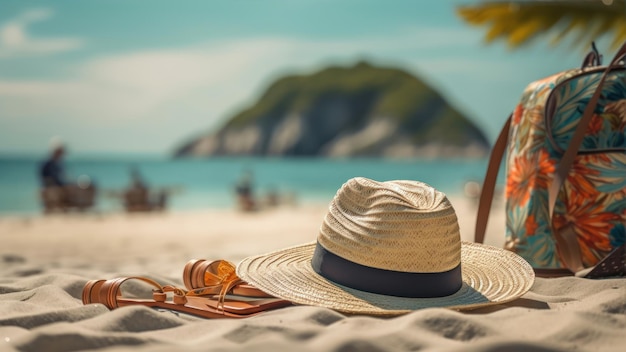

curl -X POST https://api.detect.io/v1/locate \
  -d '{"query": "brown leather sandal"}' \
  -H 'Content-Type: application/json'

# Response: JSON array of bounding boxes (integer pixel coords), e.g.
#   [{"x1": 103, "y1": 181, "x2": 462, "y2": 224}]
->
[
  {"x1": 82, "y1": 276, "x2": 290, "y2": 318},
  {"x1": 183, "y1": 259, "x2": 275, "y2": 298}
]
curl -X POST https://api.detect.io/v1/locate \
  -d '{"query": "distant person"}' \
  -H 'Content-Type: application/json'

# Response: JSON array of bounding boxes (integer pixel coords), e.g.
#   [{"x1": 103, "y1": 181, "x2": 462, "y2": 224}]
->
[
  {"x1": 38, "y1": 140, "x2": 95, "y2": 212},
  {"x1": 124, "y1": 167, "x2": 150, "y2": 212},
  {"x1": 130, "y1": 167, "x2": 148, "y2": 193},
  {"x1": 40, "y1": 141, "x2": 67, "y2": 187},
  {"x1": 39, "y1": 140, "x2": 69, "y2": 212},
  {"x1": 235, "y1": 169, "x2": 256, "y2": 211},
  {"x1": 123, "y1": 167, "x2": 167, "y2": 212}
]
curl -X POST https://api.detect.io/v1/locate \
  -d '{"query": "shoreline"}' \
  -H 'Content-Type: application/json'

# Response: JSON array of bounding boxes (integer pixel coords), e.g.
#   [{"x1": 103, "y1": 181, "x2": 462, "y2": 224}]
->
[{"x1": 0, "y1": 195, "x2": 506, "y2": 272}]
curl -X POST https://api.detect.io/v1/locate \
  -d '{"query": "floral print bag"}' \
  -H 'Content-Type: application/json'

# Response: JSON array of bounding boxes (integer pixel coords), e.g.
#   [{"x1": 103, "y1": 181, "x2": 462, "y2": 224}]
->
[{"x1": 475, "y1": 43, "x2": 626, "y2": 278}]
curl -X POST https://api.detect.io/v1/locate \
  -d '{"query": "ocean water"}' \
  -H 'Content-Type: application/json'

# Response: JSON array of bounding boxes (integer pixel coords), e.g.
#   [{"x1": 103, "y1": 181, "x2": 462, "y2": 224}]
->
[{"x1": 0, "y1": 155, "x2": 501, "y2": 215}]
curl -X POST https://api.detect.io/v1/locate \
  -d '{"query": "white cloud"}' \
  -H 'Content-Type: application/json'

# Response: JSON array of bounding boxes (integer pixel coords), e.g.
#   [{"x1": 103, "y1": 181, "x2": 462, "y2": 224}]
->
[
  {"x1": 0, "y1": 8, "x2": 83, "y2": 58},
  {"x1": 20, "y1": 8, "x2": 53, "y2": 22},
  {"x1": 82, "y1": 39, "x2": 294, "y2": 107},
  {"x1": 0, "y1": 38, "x2": 305, "y2": 153}
]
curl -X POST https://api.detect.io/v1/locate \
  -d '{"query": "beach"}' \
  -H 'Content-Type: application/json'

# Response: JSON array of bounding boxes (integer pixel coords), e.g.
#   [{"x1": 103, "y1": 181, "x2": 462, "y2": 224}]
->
[{"x1": 1, "y1": 197, "x2": 625, "y2": 352}]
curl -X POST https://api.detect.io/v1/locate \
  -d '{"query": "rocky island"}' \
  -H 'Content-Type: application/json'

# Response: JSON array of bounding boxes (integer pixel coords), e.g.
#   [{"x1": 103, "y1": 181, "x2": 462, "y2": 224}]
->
[{"x1": 175, "y1": 61, "x2": 489, "y2": 158}]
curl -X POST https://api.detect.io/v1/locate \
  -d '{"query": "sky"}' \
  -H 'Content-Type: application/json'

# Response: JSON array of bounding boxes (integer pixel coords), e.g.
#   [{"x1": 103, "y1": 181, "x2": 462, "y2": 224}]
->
[{"x1": 0, "y1": 0, "x2": 617, "y2": 156}]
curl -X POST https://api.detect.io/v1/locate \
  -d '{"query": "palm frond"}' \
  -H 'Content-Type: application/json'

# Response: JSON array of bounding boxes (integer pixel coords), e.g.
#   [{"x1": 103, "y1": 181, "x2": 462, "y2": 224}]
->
[{"x1": 457, "y1": 0, "x2": 626, "y2": 50}]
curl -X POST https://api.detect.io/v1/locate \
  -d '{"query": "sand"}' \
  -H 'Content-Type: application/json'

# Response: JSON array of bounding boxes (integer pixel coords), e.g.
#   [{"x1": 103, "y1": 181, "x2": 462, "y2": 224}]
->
[{"x1": 1, "y1": 197, "x2": 625, "y2": 352}]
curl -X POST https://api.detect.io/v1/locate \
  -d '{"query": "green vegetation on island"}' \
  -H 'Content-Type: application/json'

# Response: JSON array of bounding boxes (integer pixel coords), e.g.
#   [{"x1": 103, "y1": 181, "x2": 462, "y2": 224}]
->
[{"x1": 175, "y1": 61, "x2": 490, "y2": 158}]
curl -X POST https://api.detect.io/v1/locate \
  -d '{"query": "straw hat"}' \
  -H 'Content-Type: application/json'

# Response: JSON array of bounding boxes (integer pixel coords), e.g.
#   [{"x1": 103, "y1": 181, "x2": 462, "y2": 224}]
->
[{"x1": 237, "y1": 177, "x2": 534, "y2": 315}]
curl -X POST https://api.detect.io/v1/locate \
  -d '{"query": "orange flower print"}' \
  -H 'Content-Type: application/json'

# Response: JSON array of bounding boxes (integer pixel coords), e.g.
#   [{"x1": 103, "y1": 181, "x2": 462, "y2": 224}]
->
[
  {"x1": 535, "y1": 149, "x2": 555, "y2": 190},
  {"x1": 506, "y1": 150, "x2": 555, "y2": 207},
  {"x1": 512, "y1": 104, "x2": 524, "y2": 125},
  {"x1": 525, "y1": 214, "x2": 539, "y2": 236},
  {"x1": 566, "y1": 158, "x2": 601, "y2": 199},
  {"x1": 506, "y1": 155, "x2": 534, "y2": 206},
  {"x1": 588, "y1": 153, "x2": 611, "y2": 164},
  {"x1": 554, "y1": 202, "x2": 620, "y2": 266},
  {"x1": 587, "y1": 114, "x2": 603, "y2": 135}
]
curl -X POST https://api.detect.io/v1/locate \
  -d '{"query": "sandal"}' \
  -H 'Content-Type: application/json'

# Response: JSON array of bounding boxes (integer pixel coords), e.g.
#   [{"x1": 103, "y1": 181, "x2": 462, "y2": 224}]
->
[
  {"x1": 82, "y1": 276, "x2": 289, "y2": 319},
  {"x1": 183, "y1": 259, "x2": 275, "y2": 298}
]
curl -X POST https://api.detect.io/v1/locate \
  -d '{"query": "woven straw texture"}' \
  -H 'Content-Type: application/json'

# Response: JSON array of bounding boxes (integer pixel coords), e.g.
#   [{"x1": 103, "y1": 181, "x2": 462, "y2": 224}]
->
[
  {"x1": 319, "y1": 177, "x2": 460, "y2": 272},
  {"x1": 237, "y1": 177, "x2": 535, "y2": 315},
  {"x1": 237, "y1": 241, "x2": 535, "y2": 315}
]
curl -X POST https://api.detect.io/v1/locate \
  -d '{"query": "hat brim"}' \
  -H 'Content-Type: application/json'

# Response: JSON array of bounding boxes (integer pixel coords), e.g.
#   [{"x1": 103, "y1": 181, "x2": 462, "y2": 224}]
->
[{"x1": 237, "y1": 241, "x2": 535, "y2": 315}]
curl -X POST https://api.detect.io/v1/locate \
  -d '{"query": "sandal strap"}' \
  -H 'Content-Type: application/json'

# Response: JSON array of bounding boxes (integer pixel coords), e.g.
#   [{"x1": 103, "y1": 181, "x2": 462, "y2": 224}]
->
[
  {"x1": 99, "y1": 276, "x2": 166, "y2": 309},
  {"x1": 88, "y1": 259, "x2": 254, "y2": 314},
  {"x1": 162, "y1": 285, "x2": 188, "y2": 304},
  {"x1": 186, "y1": 260, "x2": 244, "y2": 312},
  {"x1": 83, "y1": 275, "x2": 288, "y2": 318},
  {"x1": 91, "y1": 274, "x2": 242, "y2": 312},
  {"x1": 82, "y1": 279, "x2": 105, "y2": 304},
  {"x1": 183, "y1": 259, "x2": 202, "y2": 290}
]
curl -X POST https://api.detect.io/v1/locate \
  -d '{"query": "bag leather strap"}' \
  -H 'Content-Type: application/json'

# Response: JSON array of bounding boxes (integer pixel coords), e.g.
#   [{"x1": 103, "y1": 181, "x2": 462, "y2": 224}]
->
[
  {"x1": 547, "y1": 42, "x2": 626, "y2": 272},
  {"x1": 474, "y1": 114, "x2": 511, "y2": 245},
  {"x1": 581, "y1": 42, "x2": 602, "y2": 69},
  {"x1": 475, "y1": 42, "x2": 626, "y2": 274}
]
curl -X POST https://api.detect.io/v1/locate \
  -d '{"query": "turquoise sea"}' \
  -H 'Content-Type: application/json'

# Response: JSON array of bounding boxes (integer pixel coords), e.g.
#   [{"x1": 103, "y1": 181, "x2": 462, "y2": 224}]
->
[{"x1": 0, "y1": 155, "x2": 501, "y2": 215}]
